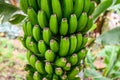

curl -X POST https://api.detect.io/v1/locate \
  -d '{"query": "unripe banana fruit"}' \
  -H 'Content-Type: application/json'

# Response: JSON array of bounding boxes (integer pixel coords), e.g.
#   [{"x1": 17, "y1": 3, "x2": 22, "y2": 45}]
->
[
  {"x1": 50, "y1": 39, "x2": 59, "y2": 53},
  {"x1": 20, "y1": 0, "x2": 95, "y2": 79},
  {"x1": 60, "y1": 18, "x2": 68, "y2": 36},
  {"x1": 27, "y1": 7, "x2": 38, "y2": 25},
  {"x1": 55, "y1": 67, "x2": 63, "y2": 76},
  {"x1": 45, "y1": 62, "x2": 53, "y2": 74},
  {"x1": 35, "y1": 60, "x2": 45, "y2": 74},
  {"x1": 45, "y1": 50, "x2": 55, "y2": 62},
  {"x1": 59, "y1": 37, "x2": 69, "y2": 56},
  {"x1": 55, "y1": 57, "x2": 67, "y2": 67},
  {"x1": 33, "y1": 71, "x2": 42, "y2": 80},
  {"x1": 43, "y1": 28, "x2": 52, "y2": 45}
]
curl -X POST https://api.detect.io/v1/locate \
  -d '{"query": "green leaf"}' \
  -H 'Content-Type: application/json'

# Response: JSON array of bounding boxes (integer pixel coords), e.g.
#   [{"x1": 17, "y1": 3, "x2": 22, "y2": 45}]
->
[
  {"x1": 9, "y1": 14, "x2": 26, "y2": 24},
  {"x1": 111, "y1": 71, "x2": 120, "y2": 79},
  {"x1": 94, "y1": 77, "x2": 110, "y2": 80},
  {"x1": 86, "y1": 50, "x2": 96, "y2": 69},
  {"x1": 84, "y1": 69, "x2": 102, "y2": 78},
  {"x1": 95, "y1": 27, "x2": 120, "y2": 45},
  {"x1": 0, "y1": 1, "x2": 20, "y2": 22},
  {"x1": 103, "y1": 47, "x2": 118, "y2": 77},
  {"x1": 114, "y1": 61, "x2": 120, "y2": 71},
  {"x1": 97, "y1": 46, "x2": 120, "y2": 77},
  {"x1": 84, "y1": 68, "x2": 110, "y2": 80},
  {"x1": 92, "y1": 0, "x2": 112, "y2": 20},
  {"x1": 108, "y1": 4, "x2": 120, "y2": 14}
]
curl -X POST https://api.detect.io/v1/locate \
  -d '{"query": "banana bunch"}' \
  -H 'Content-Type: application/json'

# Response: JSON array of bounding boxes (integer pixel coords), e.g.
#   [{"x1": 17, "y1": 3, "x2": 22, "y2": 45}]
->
[{"x1": 20, "y1": 0, "x2": 95, "y2": 80}]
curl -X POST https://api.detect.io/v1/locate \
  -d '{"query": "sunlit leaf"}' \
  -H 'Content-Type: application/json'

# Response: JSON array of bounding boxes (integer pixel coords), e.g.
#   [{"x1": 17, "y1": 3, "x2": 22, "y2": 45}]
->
[
  {"x1": 84, "y1": 69, "x2": 101, "y2": 77},
  {"x1": 9, "y1": 14, "x2": 26, "y2": 24},
  {"x1": 92, "y1": 0, "x2": 112, "y2": 20},
  {"x1": 84, "y1": 68, "x2": 110, "y2": 80},
  {"x1": 95, "y1": 27, "x2": 120, "y2": 45},
  {"x1": 0, "y1": 1, "x2": 20, "y2": 22}
]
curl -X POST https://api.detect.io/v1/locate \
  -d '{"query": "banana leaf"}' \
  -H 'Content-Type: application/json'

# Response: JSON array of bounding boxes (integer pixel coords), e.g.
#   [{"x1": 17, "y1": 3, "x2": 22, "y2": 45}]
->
[
  {"x1": 0, "y1": 1, "x2": 26, "y2": 24},
  {"x1": 95, "y1": 27, "x2": 120, "y2": 45}
]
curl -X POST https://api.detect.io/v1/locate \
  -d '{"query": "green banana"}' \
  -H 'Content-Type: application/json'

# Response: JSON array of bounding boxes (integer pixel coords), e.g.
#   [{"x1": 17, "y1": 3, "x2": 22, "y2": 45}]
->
[
  {"x1": 46, "y1": 74, "x2": 53, "y2": 80},
  {"x1": 61, "y1": 74, "x2": 68, "y2": 80},
  {"x1": 45, "y1": 62, "x2": 53, "y2": 74},
  {"x1": 69, "y1": 14, "x2": 77, "y2": 34},
  {"x1": 43, "y1": 28, "x2": 52, "y2": 45},
  {"x1": 73, "y1": 0, "x2": 84, "y2": 18},
  {"x1": 26, "y1": 21, "x2": 33, "y2": 36},
  {"x1": 52, "y1": 0, "x2": 62, "y2": 21},
  {"x1": 75, "y1": 33, "x2": 83, "y2": 52},
  {"x1": 45, "y1": 74, "x2": 53, "y2": 80},
  {"x1": 37, "y1": 0, "x2": 41, "y2": 9},
  {"x1": 77, "y1": 12, "x2": 88, "y2": 32},
  {"x1": 22, "y1": 22, "x2": 28, "y2": 36},
  {"x1": 41, "y1": 0, "x2": 51, "y2": 18},
  {"x1": 63, "y1": 62, "x2": 71, "y2": 71},
  {"x1": 45, "y1": 50, "x2": 55, "y2": 62},
  {"x1": 20, "y1": 0, "x2": 29, "y2": 13},
  {"x1": 33, "y1": 25, "x2": 42, "y2": 41},
  {"x1": 49, "y1": 14, "x2": 58, "y2": 35},
  {"x1": 50, "y1": 39, "x2": 59, "y2": 53},
  {"x1": 55, "y1": 67, "x2": 63, "y2": 76},
  {"x1": 38, "y1": 10, "x2": 48, "y2": 29},
  {"x1": 55, "y1": 57, "x2": 67, "y2": 67},
  {"x1": 26, "y1": 36, "x2": 33, "y2": 49},
  {"x1": 59, "y1": 37, "x2": 69, "y2": 56},
  {"x1": 88, "y1": 1, "x2": 95, "y2": 16},
  {"x1": 26, "y1": 71, "x2": 34, "y2": 80},
  {"x1": 20, "y1": 0, "x2": 95, "y2": 79},
  {"x1": 27, "y1": 7, "x2": 38, "y2": 25},
  {"x1": 77, "y1": 49, "x2": 87, "y2": 63},
  {"x1": 19, "y1": 37, "x2": 27, "y2": 48},
  {"x1": 69, "y1": 34, "x2": 77, "y2": 55},
  {"x1": 38, "y1": 40, "x2": 47, "y2": 56},
  {"x1": 83, "y1": 0, "x2": 91, "y2": 13},
  {"x1": 82, "y1": 16, "x2": 93, "y2": 33},
  {"x1": 27, "y1": 40, "x2": 39, "y2": 54},
  {"x1": 69, "y1": 53, "x2": 78, "y2": 65},
  {"x1": 30, "y1": 55, "x2": 37, "y2": 68},
  {"x1": 68, "y1": 66, "x2": 80, "y2": 79},
  {"x1": 60, "y1": 18, "x2": 68, "y2": 36},
  {"x1": 33, "y1": 72, "x2": 42, "y2": 80},
  {"x1": 24, "y1": 64, "x2": 36, "y2": 72},
  {"x1": 28, "y1": 0, "x2": 37, "y2": 11},
  {"x1": 26, "y1": 51, "x2": 32, "y2": 63},
  {"x1": 35, "y1": 60, "x2": 45, "y2": 74},
  {"x1": 53, "y1": 74, "x2": 59, "y2": 80},
  {"x1": 80, "y1": 37, "x2": 88, "y2": 49},
  {"x1": 63, "y1": 0, "x2": 73, "y2": 18},
  {"x1": 29, "y1": 41, "x2": 39, "y2": 54}
]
